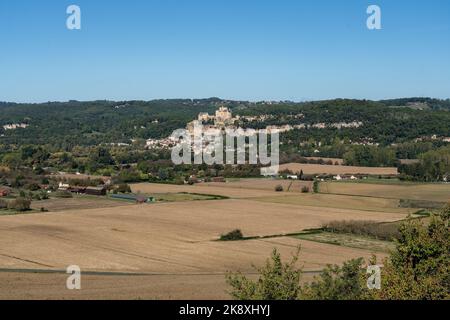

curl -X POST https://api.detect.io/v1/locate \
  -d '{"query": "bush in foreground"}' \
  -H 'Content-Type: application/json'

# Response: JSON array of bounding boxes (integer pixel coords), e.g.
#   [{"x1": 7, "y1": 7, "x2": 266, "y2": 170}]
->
[
  {"x1": 226, "y1": 205, "x2": 450, "y2": 300},
  {"x1": 371, "y1": 205, "x2": 450, "y2": 300},
  {"x1": 226, "y1": 247, "x2": 302, "y2": 300}
]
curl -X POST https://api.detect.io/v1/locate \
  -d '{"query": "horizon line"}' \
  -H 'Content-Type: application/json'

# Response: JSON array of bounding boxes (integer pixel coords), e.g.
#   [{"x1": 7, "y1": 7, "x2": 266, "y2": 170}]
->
[{"x1": 1, "y1": 96, "x2": 449, "y2": 105}]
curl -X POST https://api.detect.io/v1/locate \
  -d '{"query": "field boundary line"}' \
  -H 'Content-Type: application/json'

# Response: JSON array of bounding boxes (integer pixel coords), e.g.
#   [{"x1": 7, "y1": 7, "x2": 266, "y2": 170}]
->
[{"x1": 0, "y1": 268, "x2": 323, "y2": 276}]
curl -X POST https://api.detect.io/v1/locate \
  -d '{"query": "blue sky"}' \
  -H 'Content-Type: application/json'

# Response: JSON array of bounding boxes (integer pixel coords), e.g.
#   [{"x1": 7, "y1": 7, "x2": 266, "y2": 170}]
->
[{"x1": 0, "y1": 0, "x2": 449, "y2": 102}]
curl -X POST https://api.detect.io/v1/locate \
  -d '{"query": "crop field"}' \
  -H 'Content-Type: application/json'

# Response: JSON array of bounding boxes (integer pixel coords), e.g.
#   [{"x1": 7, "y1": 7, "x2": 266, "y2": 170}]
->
[
  {"x1": 0, "y1": 180, "x2": 430, "y2": 300},
  {"x1": 250, "y1": 193, "x2": 417, "y2": 214},
  {"x1": 131, "y1": 182, "x2": 292, "y2": 199},
  {"x1": 320, "y1": 181, "x2": 450, "y2": 203},
  {"x1": 202, "y1": 178, "x2": 313, "y2": 193},
  {"x1": 279, "y1": 163, "x2": 398, "y2": 175}
]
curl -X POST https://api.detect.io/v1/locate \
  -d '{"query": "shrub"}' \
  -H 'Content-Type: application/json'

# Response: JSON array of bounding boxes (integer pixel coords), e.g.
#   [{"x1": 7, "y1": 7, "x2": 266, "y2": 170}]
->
[
  {"x1": 8, "y1": 198, "x2": 31, "y2": 211},
  {"x1": 175, "y1": 177, "x2": 185, "y2": 185},
  {"x1": 26, "y1": 183, "x2": 41, "y2": 191},
  {"x1": 226, "y1": 247, "x2": 302, "y2": 300},
  {"x1": 322, "y1": 220, "x2": 400, "y2": 241},
  {"x1": 115, "y1": 183, "x2": 131, "y2": 193},
  {"x1": 54, "y1": 190, "x2": 73, "y2": 198},
  {"x1": 313, "y1": 180, "x2": 319, "y2": 193},
  {"x1": 220, "y1": 229, "x2": 244, "y2": 241},
  {"x1": 302, "y1": 258, "x2": 368, "y2": 300},
  {"x1": 275, "y1": 185, "x2": 284, "y2": 192}
]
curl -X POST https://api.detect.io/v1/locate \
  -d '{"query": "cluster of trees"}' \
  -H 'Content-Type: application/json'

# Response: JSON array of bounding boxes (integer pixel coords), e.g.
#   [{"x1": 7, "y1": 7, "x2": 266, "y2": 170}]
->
[
  {"x1": 0, "y1": 198, "x2": 31, "y2": 212},
  {"x1": 399, "y1": 146, "x2": 450, "y2": 182},
  {"x1": 343, "y1": 145, "x2": 396, "y2": 167},
  {"x1": 379, "y1": 97, "x2": 450, "y2": 111},
  {"x1": 226, "y1": 206, "x2": 450, "y2": 300},
  {"x1": 0, "y1": 166, "x2": 48, "y2": 190}
]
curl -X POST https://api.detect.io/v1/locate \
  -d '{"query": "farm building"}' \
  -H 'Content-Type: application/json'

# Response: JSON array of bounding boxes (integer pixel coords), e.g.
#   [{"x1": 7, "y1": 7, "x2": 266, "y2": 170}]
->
[
  {"x1": 67, "y1": 186, "x2": 87, "y2": 194},
  {"x1": 85, "y1": 186, "x2": 107, "y2": 196}
]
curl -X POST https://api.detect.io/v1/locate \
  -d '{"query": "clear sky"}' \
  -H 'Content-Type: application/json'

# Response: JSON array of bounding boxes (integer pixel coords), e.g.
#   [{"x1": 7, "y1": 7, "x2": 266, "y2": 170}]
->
[{"x1": 0, "y1": 0, "x2": 449, "y2": 102}]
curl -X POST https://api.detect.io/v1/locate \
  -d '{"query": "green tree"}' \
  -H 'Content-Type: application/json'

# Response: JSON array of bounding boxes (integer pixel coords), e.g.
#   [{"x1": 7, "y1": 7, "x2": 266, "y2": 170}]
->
[
  {"x1": 371, "y1": 206, "x2": 450, "y2": 300},
  {"x1": 301, "y1": 258, "x2": 369, "y2": 300},
  {"x1": 226, "y1": 247, "x2": 303, "y2": 300},
  {"x1": 226, "y1": 205, "x2": 450, "y2": 300},
  {"x1": 313, "y1": 180, "x2": 319, "y2": 193},
  {"x1": 8, "y1": 198, "x2": 31, "y2": 211}
]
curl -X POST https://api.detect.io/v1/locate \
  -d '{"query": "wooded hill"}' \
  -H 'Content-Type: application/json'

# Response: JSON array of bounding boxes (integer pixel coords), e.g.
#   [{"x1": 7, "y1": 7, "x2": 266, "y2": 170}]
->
[{"x1": 1, "y1": 98, "x2": 449, "y2": 149}]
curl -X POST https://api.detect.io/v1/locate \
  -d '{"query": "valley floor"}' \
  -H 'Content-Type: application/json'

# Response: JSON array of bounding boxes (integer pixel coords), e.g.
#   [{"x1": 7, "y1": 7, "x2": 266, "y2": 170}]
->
[{"x1": 0, "y1": 179, "x2": 448, "y2": 299}]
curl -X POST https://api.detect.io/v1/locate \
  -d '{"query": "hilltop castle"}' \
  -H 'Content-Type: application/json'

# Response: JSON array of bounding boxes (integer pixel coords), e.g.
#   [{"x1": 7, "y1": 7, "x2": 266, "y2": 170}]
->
[
  {"x1": 187, "y1": 106, "x2": 239, "y2": 134},
  {"x1": 196, "y1": 106, "x2": 236, "y2": 126}
]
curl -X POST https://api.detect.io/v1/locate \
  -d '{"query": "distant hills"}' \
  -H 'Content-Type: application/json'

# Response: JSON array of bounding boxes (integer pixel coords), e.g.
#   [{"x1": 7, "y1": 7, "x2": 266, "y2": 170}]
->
[{"x1": 0, "y1": 98, "x2": 449, "y2": 148}]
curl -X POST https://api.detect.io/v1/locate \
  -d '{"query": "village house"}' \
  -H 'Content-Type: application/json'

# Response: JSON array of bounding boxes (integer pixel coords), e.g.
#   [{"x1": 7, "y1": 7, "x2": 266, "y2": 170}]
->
[{"x1": 58, "y1": 182, "x2": 70, "y2": 190}]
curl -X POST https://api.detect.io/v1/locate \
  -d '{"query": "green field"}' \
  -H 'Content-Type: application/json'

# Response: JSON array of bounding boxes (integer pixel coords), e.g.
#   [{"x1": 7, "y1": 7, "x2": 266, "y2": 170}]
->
[{"x1": 294, "y1": 231, "x2": 395, "y2": 253}]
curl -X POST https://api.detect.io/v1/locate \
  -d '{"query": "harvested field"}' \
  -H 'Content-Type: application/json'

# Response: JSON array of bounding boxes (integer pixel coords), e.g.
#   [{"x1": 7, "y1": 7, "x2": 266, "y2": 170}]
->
[
  {"x1": 0, "y1": 181, "x2": 413, "y2": 299},
  {"x1": 0, "y1": 270, "x2": 321, "y2": 300},
  {"x1": 279, "y1": 163, "x2": 398, "y2": 175},
  {"x1": 0, "y1": 199, "x2": 401, "y2": 270},
  {"x1": 321, "y1": 181, "x2": 450, "y2": 203},
  {"x1": 202, "y1": 178, "x2": 313, "y2": 193},
  {"x1": 251, "y1": 193, "x2": 417, "y2": 214},
  {"x1": 131, "y1": 182, "x2": 292, "y2": 199}
]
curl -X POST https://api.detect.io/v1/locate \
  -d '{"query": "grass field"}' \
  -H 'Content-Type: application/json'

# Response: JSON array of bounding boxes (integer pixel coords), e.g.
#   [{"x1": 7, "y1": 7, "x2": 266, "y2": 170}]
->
[
  {"x1": 0, "y1": 179, "x2": 436, "y2": 299},
  {"x1": 294, "y1": 231, "x2": 395, "y2": 253}
]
